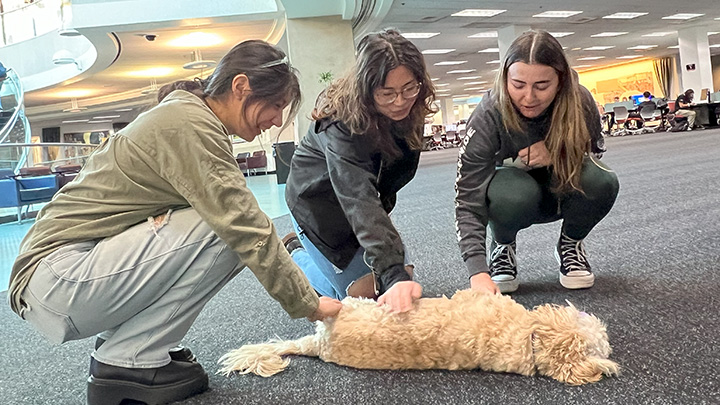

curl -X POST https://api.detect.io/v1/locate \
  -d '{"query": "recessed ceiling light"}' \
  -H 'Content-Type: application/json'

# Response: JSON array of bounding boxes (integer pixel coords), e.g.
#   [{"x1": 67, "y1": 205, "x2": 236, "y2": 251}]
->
[
  {"x1": 457, "y1": 76, "x2": 482, "y2": 80},
  {"x1": 573, "y1": 65, "x2": 593, "y2": 68},
  {"x1": 478, "y1": 48, "x2": 499, "y2": 53},
  {"x1": 710, "y1": 44, "x2": 720, "y2": 48},
  {"x1": 486, "y1": 60, "x2": 501, "y2": 64},
  {"x1": 662, "y1": 13, "x2": 704, "y2": 20},
  {"x1": 550, "y1": 32, "x2": 575, "y2": 38},
  {"x1": 603, "y1": 12, "x2": 648, "y2": 19},
  {"x1": 87, "y1": 120, "x2": 113, "y2": 124},
  {"x1": 452, "y1": 9, "x2": 506, "y2": 17},
  {"x1": 642, "y1": 32, "x2": 675, "y2": 37},
  {"x1": 583, "y1": 46, "x2": 616, "y2": 51},
  {"x1": 591, "y1": 32, "x2": 628, "y2": 37},
  {"x1": 577, "y1": 56, "x2": 606, "y2": 60},
  {"x1": 627, "y1": 45, "x2": 657, "y2": 50},
  {"x1": 436, "y1": 89, "x2": 451, "y2": 92},
  {"x1": 447, "y1": 69, "x2": 477, "y2": 74},
  {"x1": 422, "y1": 49, "x2": 455, "y2": 54},
  {"x1": 62, "y1": 119, "x2": 90, "y2": 124},
  {"x1": 402, "y1": 32, "x2": 440, "y2": 39},
  {"x1": 115, "y1": 108, "x2": 133, "y2": 112},
  {"x1": 468, "y1": 31, "x2": 498, "y2": 38},
  {"x1": 533, "y1": 11, "x2": 582, "y2": 18},
  {"x1": 463, "y1": 81, "x2": 488, "y2": 85},
  {"x1": 434, "y1": 61, "x2": 467, "y2": 66},
  {"x1": 616, "y1": 55, "x2": 643, "y2": 59},
  {"x1": 464, "y1": 87, "x2": 486, "y2": 91},
  {"x1": 435, "y1": 83, "x2": 450, "y2": 87},
  {"x1": 708, "y1": 32, "x2": 720, "y2": 35},
  {"x1": 93, "y1": 115, "x2": 121, "y2": 119},
  {"x1": 571, "y1": 47, "x2": 582, "y2": 51},
  {"x1": 668, "y1": 45, "x2": 680, "y2": 49},
  {"x1": 431, "y1": 78, "x2": 440, "y2": 81}
]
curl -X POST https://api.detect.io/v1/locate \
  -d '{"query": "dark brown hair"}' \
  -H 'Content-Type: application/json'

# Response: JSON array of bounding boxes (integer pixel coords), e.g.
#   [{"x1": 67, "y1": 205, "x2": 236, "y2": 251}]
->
[{"x1": 313, "y1": 28, "x2": 437, "y2": 160}]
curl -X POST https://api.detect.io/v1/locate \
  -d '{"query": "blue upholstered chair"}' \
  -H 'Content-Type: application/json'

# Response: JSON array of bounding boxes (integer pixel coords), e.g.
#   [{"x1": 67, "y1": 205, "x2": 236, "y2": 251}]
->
[{"x1": 13, "y1": 167, "x2": 59, "y2": 222}]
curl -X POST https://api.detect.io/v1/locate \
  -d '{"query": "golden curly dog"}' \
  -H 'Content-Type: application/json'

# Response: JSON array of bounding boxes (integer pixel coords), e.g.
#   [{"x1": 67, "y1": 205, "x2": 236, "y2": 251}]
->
[{"x1": 219, "y1": 290, "x2": 619, "y2": 385}]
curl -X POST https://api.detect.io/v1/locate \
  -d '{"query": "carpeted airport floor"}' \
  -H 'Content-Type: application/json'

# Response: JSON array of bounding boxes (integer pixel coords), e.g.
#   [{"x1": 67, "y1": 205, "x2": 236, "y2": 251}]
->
[{"x1": 1, "y1": 129, "x2": 719, "y2": 404}]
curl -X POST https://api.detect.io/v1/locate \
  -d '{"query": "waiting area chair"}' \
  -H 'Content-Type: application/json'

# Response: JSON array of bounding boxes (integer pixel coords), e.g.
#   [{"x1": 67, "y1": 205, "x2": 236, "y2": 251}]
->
[
  {"x1": 235, "y1": 152, "x2": 250, "y2": 175},
  {"x1": 53, "y1": 164, "x2": 82, "y2": 188},
  {"x1": 246, "y1": 150, "x2": 268, "y2": 175},
  {"x1": 0, "y1": 166, "x2": 59, "y2": 222}
]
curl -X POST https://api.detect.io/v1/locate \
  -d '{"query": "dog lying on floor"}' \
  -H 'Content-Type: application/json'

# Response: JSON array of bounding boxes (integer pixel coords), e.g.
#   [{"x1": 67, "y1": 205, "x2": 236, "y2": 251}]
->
[{"x1": 219, "y1": 290, "x2": 619, "y2": 385}]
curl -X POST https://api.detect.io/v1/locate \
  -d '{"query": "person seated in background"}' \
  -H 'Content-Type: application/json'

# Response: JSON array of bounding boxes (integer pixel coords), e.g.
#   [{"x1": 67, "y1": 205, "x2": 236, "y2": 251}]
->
[
  {"x1": 613, "y1": 96, "x2": 620, "y2": 102},
  {"x1": 621, "y1": 96, "x2": 628, "y2": 102},
  {"x1": 674, "y1": 89, "x2": 698, "y2": 130},
  {"x1": 455, "y1": 30, "x2": 619, "y2": 295},
  {"x1": 640, "y1": 91, "x2": 652, "y2": 103},
  {"x1": 9, "y1": 39, "x2": 341, "y2": 405}
]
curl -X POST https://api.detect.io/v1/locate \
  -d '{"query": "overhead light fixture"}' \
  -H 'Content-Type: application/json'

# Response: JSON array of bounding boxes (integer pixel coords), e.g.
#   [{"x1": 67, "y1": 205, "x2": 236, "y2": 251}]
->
[
  {"x1": 486, "y1": 60, "x2": 501, "y2": 64},
  {"x1": 169, "y1": 32, "x2": 223, "y2": 47},
  {"x1": 88, "y1": 120, "x2": 113, "y2": 124},
  {"x1": 422, "y1": 49, "x2": 455, "y2": 54},
  {"x1": 533, "y1": 11, "x2": 582, "y2": 18},
  {"x1": 62, "y1": 98, "x2": 87, "y2": 113},
  {"x1": 668, "y1": 45, "x2": 680, "y2": 49},
  {"x1": 662, "y1": 13, "x2": 704, "y2": 20},
  {"x1": 451, "y1": 9, "x2": 506, "y2": 17},
  {"x1": 446, "y1": 69, "x2": 476, "y2": 74},
  {"x1": 591, "y1": 32, "x2": 628, "y2": 37},
  {"x1": 709, "y1": 44, "x2": 720, "y2": 48},
  {"x1": 573, "y1": 65, "x2": 593, "y2": 69},
  {"x1": 62, "y1": 119, "x2": 89, "y2": 124},
  {"x1": 617, "y1": 55, "x2": 643, "y2": 59},
  {"x1": 430, "y1": 78, "x2": 439, "y2": 81},
  {"x1": 183, "y1": 49, "x2": 217, "y2": 70},
  {"x1": 463, "y1": 81, "x2": 488, "y2": 85},
  {"x1": 550, "y1": 32, "x2": 575, "y2": 38},
  {"x1": 478, "y1": 48, "x2": 499, "y2": 53},
  {"x1": 58, "y1": 28, "x2": 81, "y2": 37},
  {"x1": 468, "y1": 31, "x2": 498, "y2": 38},
  {"x1": 627, "y1": 45, "x2": 657, "y2": 50},
  {"x1": 52, "y1": 49, "x2": 81, "y2": 70},
  {"x1": 642, "y1": 32, "x2": 675, "y2": 37},
  {"x1": 603, "y1": 12, "x2": 648, "y2": 19},
  {"x1": 464, "y1": 87, "x2": 486, "y2": 91},
  {"x1": 435, "y1": 83, "x2": 450, "y2": 87},
  {"x1": 584, "y1": 46, "x2": 615, "y2": 51},
  {"x1": 577, "y1": 56, "x2": 606, "y2": 60},
  {"x1": 434, "y1": 61, "x2": 467, "y2": 66},
  {"x1": 401, "y1": 32, "x2": 439, "y2": 39},
  {"x1": 93, "y1": 115, "x2": 121, "y2": 119},
  {"x1": 457, "y1": 76, "x2": 482, "y2": 80}
]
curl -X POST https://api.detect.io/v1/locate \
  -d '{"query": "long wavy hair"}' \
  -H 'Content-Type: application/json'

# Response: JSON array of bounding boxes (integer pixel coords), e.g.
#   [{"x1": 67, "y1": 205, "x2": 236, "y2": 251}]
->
[
  {"x1": 313, "y1": 28, "x2": 437, "y2": 160},
  {"x1": 492, "y1": 30, "x2": 589, "y2": 193}
]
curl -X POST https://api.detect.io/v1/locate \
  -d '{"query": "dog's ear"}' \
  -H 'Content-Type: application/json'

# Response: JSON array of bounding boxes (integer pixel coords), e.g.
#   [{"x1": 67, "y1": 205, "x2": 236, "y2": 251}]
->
[{"x1": 532, "y1": 304, "x2": 619, "y2": 385}]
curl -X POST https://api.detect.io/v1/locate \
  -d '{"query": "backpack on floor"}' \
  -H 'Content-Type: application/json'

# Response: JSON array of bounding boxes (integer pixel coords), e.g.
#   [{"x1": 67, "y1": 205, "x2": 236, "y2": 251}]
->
[{"x1": 669, "y1": 120, "x2": 689, "y2": 132}]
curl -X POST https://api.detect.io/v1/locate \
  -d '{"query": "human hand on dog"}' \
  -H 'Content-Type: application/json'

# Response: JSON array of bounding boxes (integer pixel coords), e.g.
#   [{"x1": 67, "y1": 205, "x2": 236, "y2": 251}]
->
[
  {"x1": 307, "y1": 296, "x2": 343, "y2": 322},
  {"x1": 377, "y1": 281, "x2": 422, "y2": 313},
  {"x1": 470, "y1": 273, "x2": 501, "y2": 294}
]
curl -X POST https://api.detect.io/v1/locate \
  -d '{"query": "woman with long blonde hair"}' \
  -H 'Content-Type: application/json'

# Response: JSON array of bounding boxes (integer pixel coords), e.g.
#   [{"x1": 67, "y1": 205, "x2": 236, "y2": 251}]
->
[
  {"x1": 455, "y1": 30, "x2": 619, "y2": 294},
  {"x1": 284, "y1": 28, "x2": 436, "y2": 313}
]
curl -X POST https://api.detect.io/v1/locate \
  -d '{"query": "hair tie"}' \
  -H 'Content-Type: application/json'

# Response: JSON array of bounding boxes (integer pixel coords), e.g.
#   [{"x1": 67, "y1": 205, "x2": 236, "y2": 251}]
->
[{"x1": 258, "y1": 56, "x2": 289, "y2": 68}]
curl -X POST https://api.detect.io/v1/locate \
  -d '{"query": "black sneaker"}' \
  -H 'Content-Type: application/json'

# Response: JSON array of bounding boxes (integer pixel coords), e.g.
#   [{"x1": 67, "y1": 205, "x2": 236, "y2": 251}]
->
[
  {"x1": 488, "y1": 238, "x2": 518, "y2": 293},
  {"x1": 555, "y1": 233, "x2": 595, "y2": 289},
  {"x1": 282, "y1": 232, "x2": 303, "y2": 255},
  {"x1": 95, "y1": 338, "x2": 196, "y2": 363},
  {"x1": 87, "y1": 358, "x2": 208, "y2": 405}
]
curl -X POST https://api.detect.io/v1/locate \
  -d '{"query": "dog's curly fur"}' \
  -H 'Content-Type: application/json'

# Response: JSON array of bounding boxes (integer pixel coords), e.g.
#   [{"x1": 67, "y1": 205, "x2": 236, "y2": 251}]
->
[{"x1": 219, "y1": 290, "x2": 619, "y2": 385}]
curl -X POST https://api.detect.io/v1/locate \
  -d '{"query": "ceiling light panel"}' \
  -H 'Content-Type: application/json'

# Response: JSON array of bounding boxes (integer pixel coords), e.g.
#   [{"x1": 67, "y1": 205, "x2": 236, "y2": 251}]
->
[
  {"x1": 662, "y1": 13, "x2": 704, "y2": 20},
  {"x1": 616, "y1": 55, "x2": 643, "y2": 59},
  {"x1": 168, "y1": 32, "x2": 223, "y2": 47},
  {"x1": 434, "y1": 61, "x2": 467, "y2": 66},
  {"x1": 577, "y1": 56, "x2": 606, "y2": 60},
  {"x1": 642, "y1": 32, "x2": 675, "y2": 37},
  {"x1": 584, "y1": 46, "x2": 615, "y2": 51},
  {"x1": 627, "y1": 45, "x2": 657, "y2": 50},
  {"x1": 452, "y1": 9, "x2": 506, "y2": 17},
  {"x1": 603, "y1": 12, "x2": 648, "y2": 19},
  {"x1": 550, "y1": 32, "x2": 574, "y2": 38},
  {"x1": 591, "y1": 32, "x2": 629, "y2": 37},
  {"x1": 446, "y1": 69, "x2": 477, "y2": 74},
  {"x1": 478, "y1": 48, "x2": 499, "y2": 53},
  {"x1": 402, "y1": 32, "x2": 440, "y2": 39},
  {"x1": 533, "y1": 11, "x2": 582, "y2": 18},
  {"x1": 422, "y1": 49, "x2": 455, "y2": 54},
  {"x1": 468, "y1": 31, "x2": 498, "y2": 38},
  {"x1": 457, "y1": 76, "x2": 482, "y2": 80}
]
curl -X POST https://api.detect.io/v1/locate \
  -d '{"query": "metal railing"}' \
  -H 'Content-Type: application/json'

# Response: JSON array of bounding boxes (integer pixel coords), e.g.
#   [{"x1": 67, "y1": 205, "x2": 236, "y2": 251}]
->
[
  {"x1": 0, "y1": 142, "x2": 99, "y2": 172},
  {"x1": 0, "y1": 66, "x2": 33, "y2": 172}
]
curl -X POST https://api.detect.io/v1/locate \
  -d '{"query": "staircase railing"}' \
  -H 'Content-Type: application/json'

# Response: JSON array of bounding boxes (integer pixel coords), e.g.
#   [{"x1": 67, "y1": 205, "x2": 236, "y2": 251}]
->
[{"x1": 0, "y1": 67, "x2": 33, "y2": 172}]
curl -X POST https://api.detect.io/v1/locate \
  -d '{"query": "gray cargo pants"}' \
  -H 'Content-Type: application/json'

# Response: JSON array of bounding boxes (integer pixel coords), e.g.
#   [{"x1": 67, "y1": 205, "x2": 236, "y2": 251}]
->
[{"x1": 19, "y1": 208, "x2": 243, "y2": 368}]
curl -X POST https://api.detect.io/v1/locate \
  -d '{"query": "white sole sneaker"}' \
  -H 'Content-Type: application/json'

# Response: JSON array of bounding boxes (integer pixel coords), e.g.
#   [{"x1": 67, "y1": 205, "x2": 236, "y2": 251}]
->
[
  {"x1": 555, "y1": 248, "x2": 595, "y2": 289},
  {"x1": 491, "y1": 274, "x2": 519, "y2": 293}
]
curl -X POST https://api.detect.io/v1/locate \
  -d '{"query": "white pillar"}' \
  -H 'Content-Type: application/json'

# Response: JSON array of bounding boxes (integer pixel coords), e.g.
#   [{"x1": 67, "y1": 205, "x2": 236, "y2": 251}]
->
[
  {"x1": 678, "y1": 27, "x2": 714, "y2": 94},
  {"x1": 498, "y1": 25, "x2": 531, "y2": 61},
  {"x1": 439, "y1": 98, "x2": 454, "y2": 127},
  {"x1": 285, "y1": 16, "x2": 356, "y2": 140}
]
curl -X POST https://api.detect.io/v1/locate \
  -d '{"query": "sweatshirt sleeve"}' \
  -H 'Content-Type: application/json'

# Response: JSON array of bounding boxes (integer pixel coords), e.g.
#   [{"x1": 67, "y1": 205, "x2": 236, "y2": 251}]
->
[
  {"x1": 324, "y1": 126, "x2": 410, "y2": 292},
  {"x1": 455, "y1": 100, "x2": 503, "y2": 277},
  {"x1": 148, "y1": 103, "x2": 319, "y2": 319},
  {"x1": 579, "y1": 85, "x2": 605, "y2": 156}
]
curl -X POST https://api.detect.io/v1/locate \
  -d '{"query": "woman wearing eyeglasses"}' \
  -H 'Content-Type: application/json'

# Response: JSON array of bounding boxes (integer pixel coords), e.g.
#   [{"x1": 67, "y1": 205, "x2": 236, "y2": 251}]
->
[{"x1": 284, "y1": 28, "x2": 436, "y2": 313}]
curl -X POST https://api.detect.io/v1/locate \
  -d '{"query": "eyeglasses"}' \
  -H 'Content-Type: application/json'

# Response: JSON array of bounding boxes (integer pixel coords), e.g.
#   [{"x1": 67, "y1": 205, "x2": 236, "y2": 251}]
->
[{"x1": 373, "y1": 82, "x2": 422, "y2": 106}]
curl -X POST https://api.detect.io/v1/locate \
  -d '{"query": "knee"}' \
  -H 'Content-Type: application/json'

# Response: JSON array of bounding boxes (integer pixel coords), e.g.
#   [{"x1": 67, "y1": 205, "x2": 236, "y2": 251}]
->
[
  {"x1": 580, "y1": 160, "x2": 619, "y2": 201},
  {"x1": 488, "y1": 169, "x2": 542, "y2": 219}
]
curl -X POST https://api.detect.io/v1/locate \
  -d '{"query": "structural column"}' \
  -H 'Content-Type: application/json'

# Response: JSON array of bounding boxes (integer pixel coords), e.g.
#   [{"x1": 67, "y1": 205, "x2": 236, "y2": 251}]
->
[
  {"x1": 497, "y1": 25, "x2": 531, "y2": 61},
  {"x1": 284, "y1": 16, "x2": 356, "y2": 140},
  {"x1": 677, "y1": 27, "x2": 714, "y2": 94},
  {"x1": 439, "y1": 97, "x2": 455, "y2": 127}
]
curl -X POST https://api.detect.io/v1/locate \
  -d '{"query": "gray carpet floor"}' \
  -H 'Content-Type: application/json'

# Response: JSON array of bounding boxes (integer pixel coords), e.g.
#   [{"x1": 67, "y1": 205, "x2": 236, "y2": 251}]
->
[{"x1": 1, "y1": 129, "x2": 719, "y2": 404}]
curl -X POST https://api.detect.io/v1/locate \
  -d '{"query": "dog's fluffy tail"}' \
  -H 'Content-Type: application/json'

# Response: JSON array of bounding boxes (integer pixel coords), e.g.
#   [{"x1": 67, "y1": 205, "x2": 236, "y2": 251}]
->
[{"x1": 217, "y1": 335, "x2": 319, "y2": 377}]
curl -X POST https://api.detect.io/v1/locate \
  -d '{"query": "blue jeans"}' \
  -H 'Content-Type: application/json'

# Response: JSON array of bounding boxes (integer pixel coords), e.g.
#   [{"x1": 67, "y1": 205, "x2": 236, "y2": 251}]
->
[{"x1": 290, "y1": 216, "x2": 371, "y2": 299}]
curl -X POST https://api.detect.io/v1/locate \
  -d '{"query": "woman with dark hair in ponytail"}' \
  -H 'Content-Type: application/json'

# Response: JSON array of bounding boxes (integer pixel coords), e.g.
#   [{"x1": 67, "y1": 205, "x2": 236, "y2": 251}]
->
[
  {"x1": 9, "y1": 40, "x2": 341, "y2": 405},
  {"x1": 283, "y1": 28, "x2": 437, "y2": 313},
  {"x1": 456, "y1": 30, "x2": 619, "y2": 295}
]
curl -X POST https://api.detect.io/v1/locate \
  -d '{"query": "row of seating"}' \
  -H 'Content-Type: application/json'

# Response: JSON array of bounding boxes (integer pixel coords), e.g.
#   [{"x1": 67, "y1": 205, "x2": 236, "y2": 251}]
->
[
  {"x1": 235, "y1": 150, "x2": 268, "y2": 175},
  {"x1": 0, "y1": 164, "x2": 81, "y2": 222}
]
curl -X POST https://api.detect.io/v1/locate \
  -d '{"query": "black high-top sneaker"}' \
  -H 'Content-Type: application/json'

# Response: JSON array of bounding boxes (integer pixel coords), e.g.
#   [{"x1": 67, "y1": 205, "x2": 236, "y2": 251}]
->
[
  {"x1": 488, "y1": 237, "x2": 518, "y2": 293},
  {"x1": 555, "y1": 233, "x2": 595, "y2": 289}
]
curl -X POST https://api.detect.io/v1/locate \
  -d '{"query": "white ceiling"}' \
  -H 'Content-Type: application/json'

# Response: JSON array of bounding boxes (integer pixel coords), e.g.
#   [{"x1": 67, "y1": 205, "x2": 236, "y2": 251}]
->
[{"x1": 21, "y1": 0, "x2": 720, "y2": 124}]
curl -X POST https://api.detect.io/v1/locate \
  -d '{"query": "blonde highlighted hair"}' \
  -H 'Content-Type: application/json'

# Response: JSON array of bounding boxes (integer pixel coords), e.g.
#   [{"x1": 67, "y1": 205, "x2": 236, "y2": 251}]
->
[
  {"x1": 492, "y1": 30, "x2": 589, "y2": 193},
  {"x1": 313, "y1": 28, "x2": 437, "y2": 160}
]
